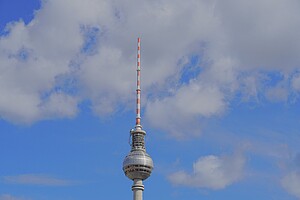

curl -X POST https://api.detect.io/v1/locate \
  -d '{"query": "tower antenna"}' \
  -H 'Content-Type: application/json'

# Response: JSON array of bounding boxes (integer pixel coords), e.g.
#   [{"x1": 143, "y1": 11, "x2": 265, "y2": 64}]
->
[{"x1": 136, "y1": 37, "x2": 141, "y2": 128}]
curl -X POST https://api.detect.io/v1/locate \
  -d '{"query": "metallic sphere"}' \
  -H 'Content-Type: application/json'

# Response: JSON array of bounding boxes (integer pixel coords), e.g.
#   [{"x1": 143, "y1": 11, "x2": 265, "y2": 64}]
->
[{"x1": 123, "y1": 150, "x2": 153, "y2": 180}]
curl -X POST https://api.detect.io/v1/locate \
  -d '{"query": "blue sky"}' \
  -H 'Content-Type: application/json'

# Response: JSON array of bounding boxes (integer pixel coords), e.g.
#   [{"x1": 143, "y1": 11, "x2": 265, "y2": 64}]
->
[{"x1": 1, "y1": 0, "x2": 300, "y2": 199}]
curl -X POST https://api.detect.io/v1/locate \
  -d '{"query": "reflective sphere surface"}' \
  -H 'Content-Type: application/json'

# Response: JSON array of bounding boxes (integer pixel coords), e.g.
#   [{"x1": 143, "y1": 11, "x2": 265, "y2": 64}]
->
[{"x1": 123, "y1": 150, "x2": 153, "y2": 180}]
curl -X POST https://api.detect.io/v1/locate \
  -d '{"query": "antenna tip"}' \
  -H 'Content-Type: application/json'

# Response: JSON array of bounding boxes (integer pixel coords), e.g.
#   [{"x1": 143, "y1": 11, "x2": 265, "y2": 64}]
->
[{"x1": 138, "y1": 37, "x2": 141, "y2": 42}]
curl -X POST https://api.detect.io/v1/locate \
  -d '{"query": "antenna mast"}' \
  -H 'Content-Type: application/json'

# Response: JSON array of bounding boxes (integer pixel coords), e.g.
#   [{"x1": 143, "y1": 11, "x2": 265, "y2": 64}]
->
[{"x1": 136, "y1": 37, "x2": 141, "y2": 128}]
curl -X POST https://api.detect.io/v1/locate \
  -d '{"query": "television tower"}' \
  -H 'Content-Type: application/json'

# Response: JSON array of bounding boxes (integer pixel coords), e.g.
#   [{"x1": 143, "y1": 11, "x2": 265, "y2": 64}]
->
[{"x1": 123, "y1": 38, "x2": 154, "y2": 200}]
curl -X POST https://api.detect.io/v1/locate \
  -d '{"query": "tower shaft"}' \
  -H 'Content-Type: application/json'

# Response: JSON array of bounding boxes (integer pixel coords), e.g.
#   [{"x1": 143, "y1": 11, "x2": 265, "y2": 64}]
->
[{"x1": 132, "y1": 179, "x2": 144, "y2": 200}]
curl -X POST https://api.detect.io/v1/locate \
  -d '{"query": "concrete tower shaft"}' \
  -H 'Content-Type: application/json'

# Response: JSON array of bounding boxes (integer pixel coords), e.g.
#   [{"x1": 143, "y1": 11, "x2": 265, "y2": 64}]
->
[{"x1": 123, "y1": 38, "x2": 153, "y2": 200}]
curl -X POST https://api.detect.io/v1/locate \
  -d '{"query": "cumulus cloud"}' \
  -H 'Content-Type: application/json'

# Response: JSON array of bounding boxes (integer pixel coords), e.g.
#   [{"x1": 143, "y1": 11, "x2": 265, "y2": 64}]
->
[
  {"x1": 168, "y1": 153, "x2": 246, "y2": 189},
  {"x1": 214, "y1": 0, "x2": 300, "y2": 70},
  {"x1": 0, "y1": 11, "x2": 79, "y2": 123},
  {"x1": 1, "y1": 0, "x2": 300, "y2": 132},
  {"x1": 3, "y1": 174, "x2": 77, "y2": 186},
  {"x1": 145, "y1": 82, "x2": 226, "y2": 138}
]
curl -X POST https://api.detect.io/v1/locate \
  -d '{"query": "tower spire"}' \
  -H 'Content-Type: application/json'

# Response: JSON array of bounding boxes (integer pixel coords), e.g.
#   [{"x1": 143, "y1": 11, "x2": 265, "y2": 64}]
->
[
  {"x1": 136, "y1": 37, "x2": 141, "y2": 128},
  {"x1": 123, "y1": 38, "x2": 154, "y2": 200}
]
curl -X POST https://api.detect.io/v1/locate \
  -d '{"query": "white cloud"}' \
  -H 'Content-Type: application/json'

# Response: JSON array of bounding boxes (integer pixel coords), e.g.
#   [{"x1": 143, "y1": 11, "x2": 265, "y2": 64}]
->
[
  {"x1": 145, "y1": 82, "x2": 226, "y2": 138},
  {"x1": 292, "y1": 73, "x2": 300, "y2": 91},
  {"x1": 281, "y1": 171, "x2": 300, "y2": 198},
  {"x1": 168, "y1": 153, "x2": 246, "y2": 189},
  {"x1": 1, "y1": 0, "x2": 300, "y2": 130},
  {"x1": 0, "y1": 17, "x2": 79, "y2": 123},
  {"x1": 214, "y1": 0, "x2": 300, "y2": 71},
  {"x1": 3, "y1": 174, "x2": 77, "y2": 186},
  {"x1": 280, "y1": 153, "x2": 300, "y2": 198}
]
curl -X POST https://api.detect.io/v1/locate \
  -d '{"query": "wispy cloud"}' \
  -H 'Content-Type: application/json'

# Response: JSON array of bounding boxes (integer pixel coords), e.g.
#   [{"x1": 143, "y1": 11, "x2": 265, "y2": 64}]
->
[
  {"x1": 0, "y1": 194, "x2": 29, "y2": 200},
  {"x1": 280, "y1": 153, "x2": 300, "y2": 198},
  {"x1": 3, "y1": 174, "x2": 77, "y2": 186},
  {"x1": 168, "y1": 152, "x2": 246, "y2": 190}
]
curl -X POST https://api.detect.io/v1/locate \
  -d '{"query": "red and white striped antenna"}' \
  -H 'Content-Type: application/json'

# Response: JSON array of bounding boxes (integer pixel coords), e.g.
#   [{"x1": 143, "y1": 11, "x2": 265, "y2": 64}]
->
[{"x1": 136, "y1": 37, "x2": 141, "y2": 128}]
